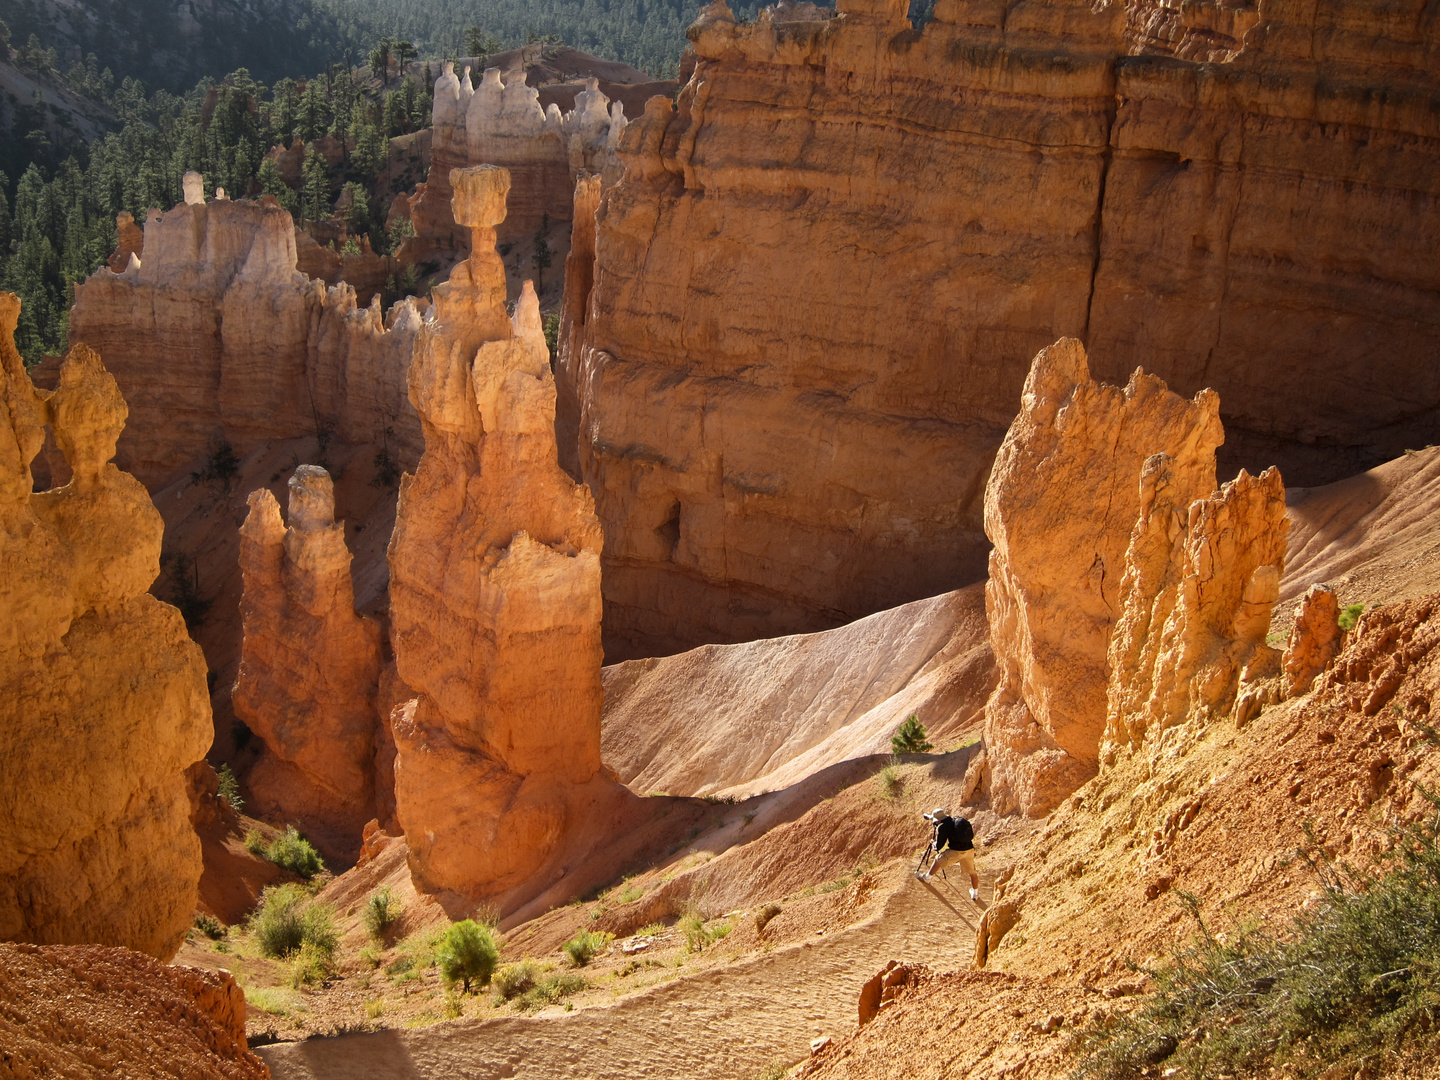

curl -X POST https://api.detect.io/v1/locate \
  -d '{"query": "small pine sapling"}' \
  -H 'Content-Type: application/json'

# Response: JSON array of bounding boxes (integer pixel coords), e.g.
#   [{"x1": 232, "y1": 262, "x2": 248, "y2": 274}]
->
[{"x1": 891, "y1": 714, "x2": 933, "y2": 754}]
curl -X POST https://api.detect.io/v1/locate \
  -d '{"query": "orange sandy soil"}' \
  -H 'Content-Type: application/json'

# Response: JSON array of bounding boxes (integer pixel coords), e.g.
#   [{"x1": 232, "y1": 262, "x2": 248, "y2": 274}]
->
[
  {"x1": 805, "y1": 591, "x2": 1440, "y2": 1080},
  {"x1": 174, "y1": 749, "x2": 1029, "y2": 1074},
  {"x1": 0, "y1": 942, "x2": 267, "y2": 1080}
]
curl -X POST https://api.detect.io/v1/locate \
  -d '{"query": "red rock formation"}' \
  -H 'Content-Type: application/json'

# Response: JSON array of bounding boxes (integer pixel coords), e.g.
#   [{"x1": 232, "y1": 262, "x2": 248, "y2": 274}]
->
[
  {"x1": 69, "y1": 185, "x2": 423, "y2": 487},
  {"x1": 0, "y1": 297, "x2": 211, "y2": 960},
  {"x1": 1282, "y1": 583, "x2": 1343, "y2": 697},
  {"x1": 387, "y1": 165, "x2": 628, "y2": 906},
  {"x1": 107, "y1": 211, "x2": 144, "y2": 273},
  {"x1": 233, "y1": 465, "x2": 383, "y2": 862},
  {"x1": 564, "y1": 0, "x2": 1440, "y2": 659},
  {"x1": 1104, "y1": 463, "x2": 1288, "y2": 753},
  {"x1": 0, "y1": 942, "x2": 267, "y2": 1080},
  {"x1": 980, "y1": 339, "x2": 1222, "y2": 817}
]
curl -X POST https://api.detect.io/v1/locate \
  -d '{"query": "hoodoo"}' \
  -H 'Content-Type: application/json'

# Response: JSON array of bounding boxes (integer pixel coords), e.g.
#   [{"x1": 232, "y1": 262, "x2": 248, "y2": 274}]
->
[
  {"x1": 1103, "y1": 460, "x2": 1288, "y2": 754},
  {"x1": 0, "y1": 296, "x2": 210, "y2": 960},
  {"x1": 978, "y1": 339, "x2": 1223, "y2": 817},
  {"x1": 411, "y1": 63, "x2": 629, "y2": 261},
  {"x1": 233, "y1": 465, "x2": 385, "y2": 863},
  {"x1": 386, "y1": 165, "x2": 621, "y2": 905}
]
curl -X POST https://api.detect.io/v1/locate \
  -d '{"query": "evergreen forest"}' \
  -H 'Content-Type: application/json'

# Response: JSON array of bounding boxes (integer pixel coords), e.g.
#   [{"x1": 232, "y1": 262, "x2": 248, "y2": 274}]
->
[{"x1": 0, "y1": 0, "x2": 777, "y2": 363}]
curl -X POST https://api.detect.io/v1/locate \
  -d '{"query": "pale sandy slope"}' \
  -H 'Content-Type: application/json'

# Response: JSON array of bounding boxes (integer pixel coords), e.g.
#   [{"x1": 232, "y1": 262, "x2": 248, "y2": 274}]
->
[
  {"x1": 1278, "y1": 445, "x2": 1440, "y2": 626},
  {"x1": 258, "y1": 867, "x2": 987, "y2": 1080},
  {"x1": 601, "y1": 583, "x2": 995, "y2": 799}
]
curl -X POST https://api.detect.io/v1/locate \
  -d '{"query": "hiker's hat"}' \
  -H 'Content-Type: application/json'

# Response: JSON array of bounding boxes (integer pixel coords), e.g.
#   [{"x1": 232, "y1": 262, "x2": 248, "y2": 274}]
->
[{"x1": 932, "y1": 807, "x2": 947, "y2": 818}]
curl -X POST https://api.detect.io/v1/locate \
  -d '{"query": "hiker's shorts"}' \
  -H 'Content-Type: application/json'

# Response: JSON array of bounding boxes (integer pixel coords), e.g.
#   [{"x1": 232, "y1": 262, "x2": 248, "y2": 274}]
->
[{"x1": 933, "y1": 848, "x2": 976, "y2": 877}]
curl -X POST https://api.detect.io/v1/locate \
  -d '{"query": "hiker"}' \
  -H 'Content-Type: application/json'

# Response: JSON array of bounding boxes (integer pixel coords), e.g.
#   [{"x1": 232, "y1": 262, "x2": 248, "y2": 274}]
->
[{"x1": 919, "y1": 807, "x2": 980, "y2": 901}]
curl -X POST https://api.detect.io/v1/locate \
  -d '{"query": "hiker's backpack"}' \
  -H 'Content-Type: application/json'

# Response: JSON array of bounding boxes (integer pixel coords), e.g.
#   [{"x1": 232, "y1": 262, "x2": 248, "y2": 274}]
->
[{"x1": 953, "y1": 816, "x2": 974, "y2": 851}]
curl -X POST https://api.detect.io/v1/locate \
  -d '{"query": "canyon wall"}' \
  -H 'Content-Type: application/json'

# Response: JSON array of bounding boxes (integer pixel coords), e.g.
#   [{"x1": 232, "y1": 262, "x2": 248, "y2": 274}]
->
[
  {"x1": 69, "y1": 179, "x2": 424, "y2": 488},
  {"x1": 387, "y1": 166, "x2": 631, "y2": 906},
  {"x1": 980, "y1": 339, "x2": 1222, "y2": 817},
  {"x1": 233, "y1": 465, "x2": 384, "y2": 863},
  {"x1": 0, "y1": 298, "x2": 211, "y2": 960},
  {"x1": 563, "y1": 0, "x2": 1440, "y2": 659}
]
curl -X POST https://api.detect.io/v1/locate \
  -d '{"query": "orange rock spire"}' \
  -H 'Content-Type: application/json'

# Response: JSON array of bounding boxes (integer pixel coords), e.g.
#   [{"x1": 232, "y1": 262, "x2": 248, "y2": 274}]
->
[
  {"x1": 386, "y1": 166, "x2": 610, "y2": 902},
  {"x1": 0, "y1": 295, "x2": 210, "y2": 959},
  {"x1": 233, "y1": 465, "x2": 384, "y2": 862}
]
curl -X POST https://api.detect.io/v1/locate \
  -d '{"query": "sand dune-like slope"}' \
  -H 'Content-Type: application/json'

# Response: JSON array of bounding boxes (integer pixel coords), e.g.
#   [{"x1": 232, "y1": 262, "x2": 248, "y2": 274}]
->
[
  {"x1": 1281, "y1": 445, "x2": 1440, "y2": 621},
  {"x1": 601, "y1": 583, "x2": 995, "y2": 798}
]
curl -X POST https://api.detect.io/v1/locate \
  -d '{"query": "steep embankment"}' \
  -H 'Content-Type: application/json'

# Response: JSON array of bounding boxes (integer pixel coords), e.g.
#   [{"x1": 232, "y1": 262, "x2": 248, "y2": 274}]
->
[
  {"x1": 0, "y1": 942, "x2": 267, "y2": 1080},
  {"x1": 802, "y1": 591, "x2": 1440, "y2": 1079},
  {"x1": 602, "y1": 583, "x2": 994, "y2": 798},
  {"x1": 1280, "y1": 445, "x2": 1440, "y2": 625}
]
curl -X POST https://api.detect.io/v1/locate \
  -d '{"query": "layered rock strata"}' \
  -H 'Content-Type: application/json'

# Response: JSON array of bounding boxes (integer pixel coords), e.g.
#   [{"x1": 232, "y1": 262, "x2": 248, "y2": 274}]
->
[
  {"x1": 233, "y1": 465, "x2": 384, "y2": 862},
  {"x1": 387, "y1": 166, "x2": 624, "y2": 904},
  {"x1": 980, "y1": 339, "x2": 1222, "y2": 816},
  {"x1": 0, "y1": 297, "x2": 210, "y2": 959},
  {"x1": 563, "y1": 0, "x2": 1440, "y2": 658},
  {"x1": 69, "y1": 185, "x2": 423, "y2": 487},
  {"x1": 413, "y1": 64, "x2": 629, "y2": 260}
]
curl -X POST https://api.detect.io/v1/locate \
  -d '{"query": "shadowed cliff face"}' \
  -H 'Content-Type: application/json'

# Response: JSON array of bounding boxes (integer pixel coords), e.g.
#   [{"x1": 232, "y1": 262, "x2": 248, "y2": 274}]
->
[{"x1": 562, "y1": 0, "x2": 1440, "y2": 660}]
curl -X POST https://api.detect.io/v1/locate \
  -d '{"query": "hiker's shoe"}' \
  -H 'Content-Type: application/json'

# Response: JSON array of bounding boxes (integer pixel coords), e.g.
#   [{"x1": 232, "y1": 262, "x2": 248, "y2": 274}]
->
[
  {"x1": 969, "y1": 888, "x2": 979, "y2": 901},
  {"x1": 920, "y1": 872, "x2": 932, "y2": 881}
]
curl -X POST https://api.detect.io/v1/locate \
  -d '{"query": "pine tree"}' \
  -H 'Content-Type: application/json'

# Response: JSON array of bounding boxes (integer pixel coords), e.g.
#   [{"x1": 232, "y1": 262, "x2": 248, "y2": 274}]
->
[
  {"x1": 531, "y1": 215, "x2": 553, "y2": 291},
  {"x1": 300, "y1": 147, "x2": 331, "y2": 222},
  {"x1": 891, "y1": 715, "x2": 933, "y2": 755}
]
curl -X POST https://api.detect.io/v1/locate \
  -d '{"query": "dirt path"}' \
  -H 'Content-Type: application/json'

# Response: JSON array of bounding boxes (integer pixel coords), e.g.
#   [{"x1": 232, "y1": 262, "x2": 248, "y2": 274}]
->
[{"x1": 258, "y1": 866, "x2": 986, "y2": 1080}]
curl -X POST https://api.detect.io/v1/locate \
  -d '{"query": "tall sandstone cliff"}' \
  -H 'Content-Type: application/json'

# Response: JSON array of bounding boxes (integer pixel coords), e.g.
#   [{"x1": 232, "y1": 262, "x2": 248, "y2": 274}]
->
[
  {"x1": 233, "y1": 465, "x2": 384, "y2": 863},
  {"x1": 0, "y1": 297, "x2": 210, "y2": 960},
  {"x1": 563, "y1": 0, "x2": 1440, "y2": 659},
  {"x1": 69, "y1": 179, "x2": 424, "y2": 488},
  {"x1": 387, "y1": 166, "x2": 632, "y2": 907}
]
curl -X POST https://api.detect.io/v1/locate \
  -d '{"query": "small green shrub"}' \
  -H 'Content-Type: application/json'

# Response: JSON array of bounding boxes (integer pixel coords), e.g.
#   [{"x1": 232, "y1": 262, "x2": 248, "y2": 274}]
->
[
  {"x1": 679, "y1": 910, "x2": 734, "y2": 953},
  {"x1": 265, "y1": 825, "x2": 325, "y2": 879},
  {"x1": 249, "y1": 883, "x2": 338, "y2": 961},
  {"x1": 492, "y1": 959, "x2": 540, "y2": 1000},
  {"x1": 516, "y1": 972, "x2": 587, "y2": 1011},
  {"x1": 636, "y1": 921, "x2": 666, "y2": 936},
  {"x1": 562, "y1": 930, "x2": 613, "y2": 967},
  {"x1": 193, "y1": 912, "x2": 225, "y2": 939},
  {"x1": 891, "y1": 714, "x2": 933, "y2": 754},
  {"x1": 244, "y1": 828, "x2": 267, "y2": 856},
  {"x1": 754, "y1": 903, "x2": 782, "y2": 934},
  {"x1": 288, "y1": 939, "x2": 334, "y2": 987},
  {"x1": 1338, "y1": 603, "x2": 1365, "y2": 632},
  {"x1": 436, "y1": 919, "x2": 499, "y2": 992},
  {"x1": 876, "y1": 757, "x2": 903, "y2": 799},
  {"x1": 363, "y1": 886, "x2": 401, "y2": 939},
  {"x1": 215, "y1": 763, "x2": 243, "y2": 811}
]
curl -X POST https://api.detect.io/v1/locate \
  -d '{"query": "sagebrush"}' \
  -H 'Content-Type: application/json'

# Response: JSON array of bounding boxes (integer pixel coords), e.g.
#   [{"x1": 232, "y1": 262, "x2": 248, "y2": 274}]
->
[{"x1": 1073, "y1": 793, "x2": 1440, "y2": 1079}]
